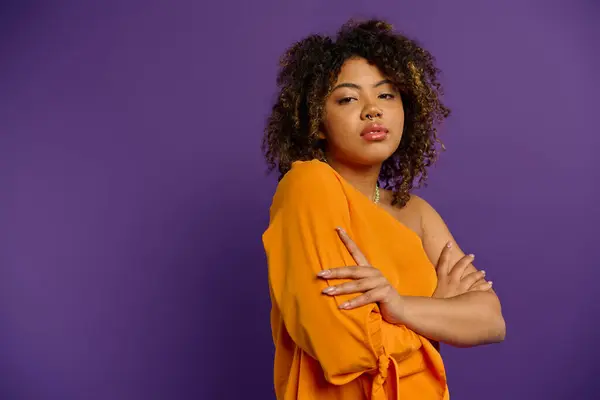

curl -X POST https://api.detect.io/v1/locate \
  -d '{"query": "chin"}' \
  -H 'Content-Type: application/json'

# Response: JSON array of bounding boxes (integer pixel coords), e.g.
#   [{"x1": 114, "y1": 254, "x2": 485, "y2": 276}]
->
[
  {"x1": 359, "y1": 145, "x2": 398, "y2": 165},
  {"x1": 333, "y1": 141, "x2": 400, "y2": 166},
  {"x1": 353, "y1": 153, "x2": 395, "y2": 167}
]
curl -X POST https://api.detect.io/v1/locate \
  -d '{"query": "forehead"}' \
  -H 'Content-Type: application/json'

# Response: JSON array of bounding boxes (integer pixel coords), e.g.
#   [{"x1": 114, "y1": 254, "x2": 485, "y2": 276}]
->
[{"x1": 334, "y1": 57, "x2": 387, "y2": 84}]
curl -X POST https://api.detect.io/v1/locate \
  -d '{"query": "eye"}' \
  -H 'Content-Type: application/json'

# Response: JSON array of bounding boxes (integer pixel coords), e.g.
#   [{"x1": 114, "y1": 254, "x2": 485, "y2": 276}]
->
[
  {"x1": 337, "y1": 97, "x2": 356, "y2": 105},
  {"x1": 379, "y1": 93, "x2": 395, "y2": 100}
]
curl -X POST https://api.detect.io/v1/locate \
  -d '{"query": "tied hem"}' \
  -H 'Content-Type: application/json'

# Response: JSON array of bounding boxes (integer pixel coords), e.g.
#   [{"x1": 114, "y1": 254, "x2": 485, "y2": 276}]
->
[{"x1": 371, "y1": 354, "x2": 400, "y2": 400}]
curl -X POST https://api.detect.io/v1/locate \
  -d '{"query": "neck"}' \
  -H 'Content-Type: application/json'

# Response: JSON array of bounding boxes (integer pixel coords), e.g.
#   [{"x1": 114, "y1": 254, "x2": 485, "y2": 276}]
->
[{"x1": 325, "y1": 157, "x2": 381, "y2": 202}]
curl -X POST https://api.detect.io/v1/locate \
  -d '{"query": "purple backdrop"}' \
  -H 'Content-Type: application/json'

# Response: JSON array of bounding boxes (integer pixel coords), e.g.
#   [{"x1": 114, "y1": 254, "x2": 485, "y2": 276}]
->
[{"x1": 1, "y1": 1, "x2": 598, "y2": 399}]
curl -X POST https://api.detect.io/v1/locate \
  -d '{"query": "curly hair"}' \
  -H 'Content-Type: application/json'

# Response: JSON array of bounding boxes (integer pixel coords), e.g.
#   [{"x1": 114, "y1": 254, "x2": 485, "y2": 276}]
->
[{"x1": 262, "y1": 19, "x2": 450, "y2": 207}]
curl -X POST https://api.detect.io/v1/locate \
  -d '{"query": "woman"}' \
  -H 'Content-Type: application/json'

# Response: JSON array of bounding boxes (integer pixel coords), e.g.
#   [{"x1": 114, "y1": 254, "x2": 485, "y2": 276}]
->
[{"x1": 261, "y1": 19, "x2": 506, "y2": 400}]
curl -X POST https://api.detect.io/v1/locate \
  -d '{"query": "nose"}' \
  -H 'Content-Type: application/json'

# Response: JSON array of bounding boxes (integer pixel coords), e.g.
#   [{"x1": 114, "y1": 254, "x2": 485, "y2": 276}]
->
[{"x1": 361, "y1": 103, "x2": 383, "y2": 120}]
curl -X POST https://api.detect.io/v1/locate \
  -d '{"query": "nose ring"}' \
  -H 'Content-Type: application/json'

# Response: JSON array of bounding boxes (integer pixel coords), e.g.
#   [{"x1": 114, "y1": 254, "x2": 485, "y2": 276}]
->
[{"x1": 366, "y1": 111, "x2": 382, "y2": 120}]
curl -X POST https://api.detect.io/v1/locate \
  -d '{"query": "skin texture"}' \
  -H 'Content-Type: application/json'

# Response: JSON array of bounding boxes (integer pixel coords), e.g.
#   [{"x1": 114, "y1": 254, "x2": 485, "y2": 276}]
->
[
  {"x1": 263, "y1": 19, "x2": 505, "y2": 349},
  {"x1": 262, "y1": 19, "x2": 449, "y2": 207},
  {"x1": 315, "y1": 58, "x2": 505, "y2": 348},
  {"x1": 321, "y1": 58, "x2": 405, "y2": 167},
  {"x1": 320, "y1": 228, "x2": 505, "y2": 347}
]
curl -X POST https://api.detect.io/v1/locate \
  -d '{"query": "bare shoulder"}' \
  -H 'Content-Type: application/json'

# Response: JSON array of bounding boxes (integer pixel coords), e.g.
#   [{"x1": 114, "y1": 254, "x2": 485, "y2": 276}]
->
[
  {"x1": 394, "y1": 193, "x2": 457, "y2": 266},
  {"x1": 404, "y1": 194, "x2": 439, "y2": 224},
  {"x1": 380, "y1": 193, "x2": 458, "y2": 265},
  {"x1": 409, "y1": 194, "x2": 500, "y2": 299},
  {"x1": 407, "y1": 194, "x2": 473, "y2": 269},
  {"x1": 380, "y1": 191, "x2": 427, "y2": 239}
]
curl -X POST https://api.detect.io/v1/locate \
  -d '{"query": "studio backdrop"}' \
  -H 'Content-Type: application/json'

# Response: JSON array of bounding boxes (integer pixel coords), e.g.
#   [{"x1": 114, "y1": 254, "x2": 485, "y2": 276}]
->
[{"x1": 1, "y1": 1, "x2": 598, "y2": 399}]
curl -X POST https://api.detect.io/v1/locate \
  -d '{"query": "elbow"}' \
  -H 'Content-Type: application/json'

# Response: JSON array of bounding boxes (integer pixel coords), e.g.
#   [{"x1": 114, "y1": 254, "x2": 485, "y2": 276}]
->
[
  {"x1": 458, "y1": 309, "x2": 506, "y2": 348},
  {"x1": 478, "y1": 311, "x2": 505, "y2": 346},
  {"x1": 459, "y1": 315, "x2": 506, "y2": 348},
  {"x1": 491, "y1": 314, "x2": 506, "y2": 343},
  {"x1": 482, "y1": 293, "x2": 506, "y2": 344}
]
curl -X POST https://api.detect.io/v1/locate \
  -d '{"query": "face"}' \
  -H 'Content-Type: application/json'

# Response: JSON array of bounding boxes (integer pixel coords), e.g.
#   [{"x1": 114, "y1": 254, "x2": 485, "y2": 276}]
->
[{"x1": 320, "y1": 57, "x2": 404, "y2": 167}]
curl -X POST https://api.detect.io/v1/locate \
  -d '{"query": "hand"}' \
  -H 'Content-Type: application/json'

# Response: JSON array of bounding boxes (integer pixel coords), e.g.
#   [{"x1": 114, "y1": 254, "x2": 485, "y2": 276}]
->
[
  {"x1": 432, "y1": 242, "x2": 493, "y2": 299},
  {"x1": 316, "y1": 227, "x2": 405, "y2": 325}
]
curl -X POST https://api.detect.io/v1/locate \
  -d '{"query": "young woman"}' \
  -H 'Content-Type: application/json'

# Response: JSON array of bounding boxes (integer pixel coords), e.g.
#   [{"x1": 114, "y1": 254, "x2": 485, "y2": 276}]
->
[{"x1": 261, "y1": 19, "x2": 505, "y2": 400}]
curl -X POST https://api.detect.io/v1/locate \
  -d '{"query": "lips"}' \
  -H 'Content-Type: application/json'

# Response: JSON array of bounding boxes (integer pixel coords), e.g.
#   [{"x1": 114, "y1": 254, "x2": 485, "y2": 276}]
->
[{"x1": 361, "y1": 123, "x2": 389, "y2": 141}]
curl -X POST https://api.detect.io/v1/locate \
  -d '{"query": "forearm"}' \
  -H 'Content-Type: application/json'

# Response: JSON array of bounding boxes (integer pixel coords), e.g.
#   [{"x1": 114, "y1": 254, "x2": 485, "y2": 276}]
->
[{"x1": 397, "y1": 291, "x2": 506, "y2": 347}]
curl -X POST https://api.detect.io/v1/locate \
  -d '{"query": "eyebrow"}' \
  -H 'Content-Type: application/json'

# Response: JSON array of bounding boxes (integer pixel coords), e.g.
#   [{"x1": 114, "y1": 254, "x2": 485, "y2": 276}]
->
[{"x1": 331, "y1": 79, "x2": 394, "y2": 92}]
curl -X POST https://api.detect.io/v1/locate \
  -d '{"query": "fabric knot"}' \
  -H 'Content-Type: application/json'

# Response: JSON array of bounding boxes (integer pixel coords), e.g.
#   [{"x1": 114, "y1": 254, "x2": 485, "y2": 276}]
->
[
  {"x1": 372, "y1": 354, "x2": 400, "y2": 400},
  {"x1": 373, "y1": 354, "x2": 389, "y2": 387}
]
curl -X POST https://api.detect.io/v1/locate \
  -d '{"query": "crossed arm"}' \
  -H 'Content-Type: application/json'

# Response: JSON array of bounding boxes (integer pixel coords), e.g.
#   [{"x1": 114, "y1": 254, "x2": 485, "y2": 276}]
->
[
  {"x1": 266, "y1": 163, "x2": 504, "y2": 389},
  {"x1": 416, "y1": 195, "x2": 506, "y2": 347},
  {"x1": 320, "y1": 196, "x2": 506, "y2": 348}
]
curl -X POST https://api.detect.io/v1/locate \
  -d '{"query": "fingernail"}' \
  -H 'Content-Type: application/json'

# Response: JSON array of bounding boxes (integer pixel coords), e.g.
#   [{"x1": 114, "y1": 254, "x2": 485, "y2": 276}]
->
[
  {"x1": 336, "y1": 227, "x2": 345, "y2": 234},
  {"x1": 446, "y1": 242, "x2": 452, "y2": 248},
  {"x1": 488, "y1": 281, "x2": 493, "y2": 287},
  {"x1": 339, "y1": 302, "x2": 349, "y2": 309},
  {"x1": 481, "y1": 270, "x2": 486, "y2": 276},
  {"x1": 469, "y1": 254, "x2": 475, "y2": 259},
  {"x1": 318, "y1": 270, "x2": 331, "y2": 277},
  {"x1": 322, "y1": 286, "x2": 336, "y2": 294}
]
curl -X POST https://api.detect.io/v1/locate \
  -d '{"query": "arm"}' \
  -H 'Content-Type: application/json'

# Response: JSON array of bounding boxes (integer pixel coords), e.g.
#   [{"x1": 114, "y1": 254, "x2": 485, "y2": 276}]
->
[
  {"x1": 263, "y1": 162, "x2": 424, "y2": 385},
  {"x1": 395, "y1": 195, "x2": 506, "y2": 348}
]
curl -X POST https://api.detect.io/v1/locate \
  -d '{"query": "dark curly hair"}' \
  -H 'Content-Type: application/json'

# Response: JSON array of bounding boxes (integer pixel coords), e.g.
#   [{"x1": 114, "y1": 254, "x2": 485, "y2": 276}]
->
[{"x1": 262, "y1": 19, "x2": 450, "y2": 207}]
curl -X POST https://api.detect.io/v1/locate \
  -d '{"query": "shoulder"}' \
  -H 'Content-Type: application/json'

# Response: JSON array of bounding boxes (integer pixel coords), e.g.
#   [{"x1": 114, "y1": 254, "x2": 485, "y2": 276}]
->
[
  {"x1": 275, "y1": 160, "x2": 341, "y2": 197},
  {"x1": 270, "y1": 160, "x2": 346, "y2": 212},
  {"x1": 397, "y1": 194, "x2": 453, "y2": 266},
  {"x1": 398, "y1": 194, "x2": 447, "y2": 235},
  {"x1": 281, "y1": 159, "x2": 337, "y2": 184},
  {"x1": 408, "y1": 194, "x2": 454, "y2": 248},
  {"x1": 403, "y1": 194, "x2": 440, "y2": 220},
  {"x1": 382, "y1": 192, "x2": 434, "y2": 239}
]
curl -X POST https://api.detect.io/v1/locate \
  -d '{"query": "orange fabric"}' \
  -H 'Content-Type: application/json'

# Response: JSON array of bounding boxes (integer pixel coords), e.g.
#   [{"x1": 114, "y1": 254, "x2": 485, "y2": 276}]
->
[{"x1": 263, "y1": 160, "x2": 449, "y2": 400}]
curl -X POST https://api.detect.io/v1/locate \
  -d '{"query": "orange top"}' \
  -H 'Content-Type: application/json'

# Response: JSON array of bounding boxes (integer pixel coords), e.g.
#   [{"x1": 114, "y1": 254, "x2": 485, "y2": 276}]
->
[{"x1": 263, "y1": 160, "x2": 449, "y2": 400}]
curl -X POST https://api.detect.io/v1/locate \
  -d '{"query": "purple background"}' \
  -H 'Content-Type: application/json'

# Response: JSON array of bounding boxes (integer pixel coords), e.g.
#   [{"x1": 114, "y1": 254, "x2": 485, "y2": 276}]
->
[{"x1": 1, "y1": 1, "x2": 598, "y2": 399}]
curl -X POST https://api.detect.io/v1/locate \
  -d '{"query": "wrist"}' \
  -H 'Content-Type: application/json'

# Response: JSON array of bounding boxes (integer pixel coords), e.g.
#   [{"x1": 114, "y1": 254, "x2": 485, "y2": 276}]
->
[
  {"x1": 392, "y1": 295, "x2": 437, "y2": 326},
  {"x1": 388, "y1": 293, "x2": 408, "y2": 325}
]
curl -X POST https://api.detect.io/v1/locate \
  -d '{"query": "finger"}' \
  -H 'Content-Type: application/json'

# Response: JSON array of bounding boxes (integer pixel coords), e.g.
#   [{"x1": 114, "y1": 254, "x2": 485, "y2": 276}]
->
[
  {"x1": 468, "y1": 277, "x2": 487, "y2": 290},
  {"x1": 317, "y1": 265, "x2": 380, "y2": 279},
  {"x1": 469, "y1": 281, "x2": 493, "y2": 292},
  {"x1": 338, "y1": 287, "x2": 388, "y2": 309},
  {"x1": 336, "y1": 227, "x2": 369, "y2": 266},
  {"x1": 322, "y1": 276, "x2": 387, "y2": 296},
  {"x1": 460, "y1": 270, "x2": 486, "y2": 289},
  {"x1": 436, "y1": 242, "x2": 453, "y2": 276},
  {"x1": 449, "y1": 254, "x2": 475, "y2": 281}
]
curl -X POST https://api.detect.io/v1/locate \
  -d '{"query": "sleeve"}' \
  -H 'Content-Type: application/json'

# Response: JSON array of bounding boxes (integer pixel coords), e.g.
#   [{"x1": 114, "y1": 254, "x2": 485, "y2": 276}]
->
[{"x1": 263, "y1": 162, "x2": 423, "y2": 387}]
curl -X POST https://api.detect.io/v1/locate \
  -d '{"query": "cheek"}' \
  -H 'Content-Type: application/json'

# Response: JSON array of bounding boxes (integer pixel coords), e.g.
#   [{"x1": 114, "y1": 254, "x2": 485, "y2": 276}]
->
[
  {"x1": 386, "y1": 106, "x2": 406, "y2": 135},
  {"x1": 385, "y1": 102, "x2": 405, "y2": 120},
  {"x1": 324, "y1": 109, "x2": 356, "y2": 137}
]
